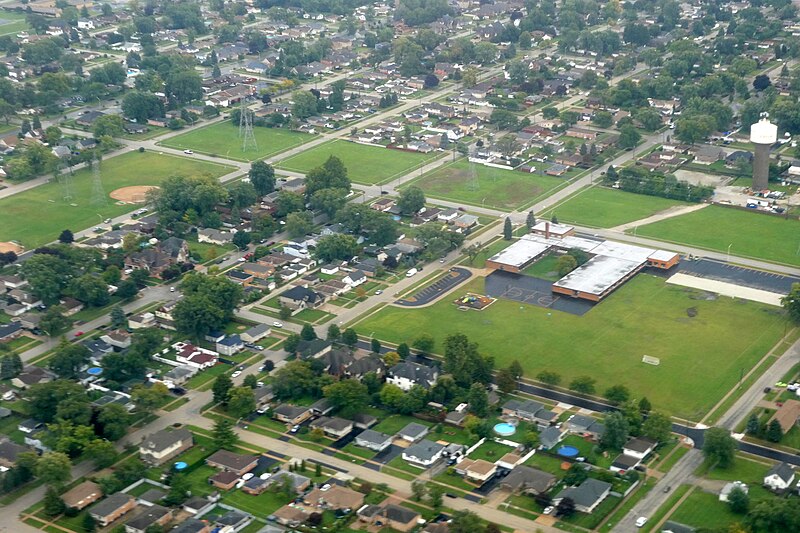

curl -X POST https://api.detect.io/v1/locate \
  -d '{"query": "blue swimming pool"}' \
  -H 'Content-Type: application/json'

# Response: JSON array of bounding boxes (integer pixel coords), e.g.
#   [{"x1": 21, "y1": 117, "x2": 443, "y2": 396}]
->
[
  {"x1": 557, "y1": 445, "x2": 580, "y2": 458},
  {"x1": 87, "y1": 367, "x2": 103, "y2": 376},
  {"x1": 174, "y1": 461, "x2": 188, "y2": 470},
  {"x1": 494, "y1": 422, "x2": 517, "y2": 436}
]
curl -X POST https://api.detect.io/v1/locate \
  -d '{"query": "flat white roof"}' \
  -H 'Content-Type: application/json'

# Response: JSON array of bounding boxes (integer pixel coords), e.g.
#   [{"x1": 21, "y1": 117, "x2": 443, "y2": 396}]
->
[
  {"x1": 554, "y1": 255, "x2": 643, "y2": 296},
  {"x1": 488, "y1": 238, "x2": 552, "y2": 268},
  {"x1": 590, "y1": 241, "x2": 655, "y2": 263},
  {"x1": 531, "y1": 221, "x2": 574, "y2": 235},
  {"x1": 648, "y1": 250, "x2": 679, "y2": 262}
]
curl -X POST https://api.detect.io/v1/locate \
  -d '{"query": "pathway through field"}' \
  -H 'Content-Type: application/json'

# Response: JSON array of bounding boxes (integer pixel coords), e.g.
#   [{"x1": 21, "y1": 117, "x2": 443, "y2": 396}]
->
[{"x1": 610, "y1": 203, "x2": 709, "y2": 232}]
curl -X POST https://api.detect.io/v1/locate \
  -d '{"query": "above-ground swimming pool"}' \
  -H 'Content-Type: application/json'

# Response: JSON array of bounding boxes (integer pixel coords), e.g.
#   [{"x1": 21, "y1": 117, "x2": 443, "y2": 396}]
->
[
  {"x1": 174, "y1": 461, "x2": 188, "y2": 470},
  {"x1": 87, "y1": 367, "x2": 103, "y2": 376},
  {"x1": 493, "y1": 422, "x2": 517, "y2": 436},
  {"x1": 557, "y1": 445, "x2": 580, "y2": 457}
]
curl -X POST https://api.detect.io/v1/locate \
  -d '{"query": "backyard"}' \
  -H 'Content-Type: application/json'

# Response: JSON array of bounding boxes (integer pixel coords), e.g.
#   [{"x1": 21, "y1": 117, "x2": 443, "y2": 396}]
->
[
  {"x1": 357, "y1": 273, "x2": 786, "y2": 419},
  {"x1": 276, "y1": 139, "x2": 442, "y2": 185},
  {"x1": 0, "y1": 151, "x2": 233, "y2": 248},
  {"x1": 544, "y1": 187, "x2": 691, "y2": 228},
  {"x1": 634, "y1": 205, "x2": 800, "y2": 266},
  {"x1": 408, "y1": 160, "x2": 567, "y2": 210},
  {"x1": 160, "y1": 122, "x2": 314, "y2": 162}
]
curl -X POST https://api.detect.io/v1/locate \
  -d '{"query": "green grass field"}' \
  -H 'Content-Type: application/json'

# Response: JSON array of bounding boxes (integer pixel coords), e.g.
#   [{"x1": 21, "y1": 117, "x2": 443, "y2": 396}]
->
[
  {"x1": 409, "y1": 160, "x2": 567, "y2": 210},
  {"x1": 276, "y1": 139, "x2": 441, "y2": 185},
  {"x1": 0, "y1": 11, "x2": 29, "y2": 36},
  {"x1": 160, "y1": 122, "x2": 314, "y2": 162},
  {"x1": 357, "y1": 274, "x2": 785, "y2": 419},
  {"x1": 635, "y1": 205, "x2": 800, "y2": 266},
  {"x1": 668, "y1": 491, "x2": 739, "y2": 529},
  {"x1": 0, "y1": 151, "x2": 233, "y2": 249},
  {"x1": 545, "y1": 187, "x2": 690, "y2": 228}
]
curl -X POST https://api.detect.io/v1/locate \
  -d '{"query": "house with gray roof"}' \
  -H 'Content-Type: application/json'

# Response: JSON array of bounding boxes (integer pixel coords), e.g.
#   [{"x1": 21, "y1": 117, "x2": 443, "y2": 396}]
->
[
  {"x1": 386, "y1": 361, "x2": 438, "y2": 391},
  {"x1": 553, "y1": 478, "x2": 612, "y2": 513},
  {"x1": 354, "y1": 430, "x2": 393, "y2": 452},
  {"x1": 764, "y1": 461, "x2": 795, "y2": 492},
  {"x1": 565, "y1": 414, "x2": 605, "y2": 439},
  {"x1": 139, "y1": 427, "x2": 193, "y2": 465},
  {"x1": 662, "y1": 521, "x2": 696, "y2": 533},
  {"x1": 402, "y1": 439, "x2": 445, "y2": 467},
  {"x1": 124, "y1": 504, "x2": 172, "y2": 533},
  {"x1": 242, "y1": 323, "x2": 270, "y2": 343},
  {"x1": 398, "y1": 422, "x2": 429, "y2": 442},
  {"x1": 499, "y1": 465, "x2": 557, "y2": 495},
  {"x1": 89, "y1": 493, "x2": 137, "y2": 527}
]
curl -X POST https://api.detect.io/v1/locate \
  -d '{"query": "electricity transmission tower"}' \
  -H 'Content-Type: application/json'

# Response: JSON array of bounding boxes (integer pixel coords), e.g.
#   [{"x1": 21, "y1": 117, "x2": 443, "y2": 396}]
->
[
  {"x1": 58, "y1": 163, "x2": 74, "y2": 202},
  {"x1": 90, "y1": 156, "x2": 107, "y2": 206},
  {"x1": 239, "y1": 100, "x2": 257, "y2": 152},
  {"x1": 467, "y1": 161, "x2": 479, "y2": 191}
]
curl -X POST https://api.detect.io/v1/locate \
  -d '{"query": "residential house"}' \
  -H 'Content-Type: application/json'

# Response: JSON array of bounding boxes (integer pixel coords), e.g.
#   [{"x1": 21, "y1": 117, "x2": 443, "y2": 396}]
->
[
  {"x1": 455, "y1": 458, "x2": 497, "y2": 484},
  {"x1": 216, "y1": 334, "x2": 244, "y2": 356},
  {"x1": 692, "y1": 144, "x2": 725, "y2": 164},
  {"x1": 343, "y1": 270, "x2": 367, "y2": 287},
  {"x1": 499, "y1": 466, "x2": 557, "y2": 495},
  {"x1": 62, "y1": 481, "x2": 102, "y2": 511},
  {"x1": 197, "y1": 228, "x2": 234, "y2": 245},
  {"x1": 295, "y1": 338, "x2": 333, "y2": 359},
  {"x1": 769, "y1": 399, "x2": 800, "y2": 433},
  {"x1": 398, "y1": 422, "x2": 429, "y2": 443},
  {"x1": 101, "y1": 329, "x2": 132, "y2": 350},
  {"x1": 553, "y1": 478, "x2": 612, "y2": 513},
  {"x1": 209, "y1": 471, "x2": 239, "y2": 490},
  {"x1": 139, "y1": 427, "x2": 194, "y2": 465},
  {"x1": 610, "y1": 453, "x2": 641, "y2": 474},
  {"x1": 0, "y1": 439, "x2": 27, "y2": 468},
  {"x1": 242, "y1": 323, "x2": 270, "y2": 343},
  {"x1": 206, "y1": 450, "x2": 259, "y2": 475},
  {"x1": 124, "y1": 505, "x2": 172, "y2": 533},
  {"x1": 764, "y1": 462, "x2": 795, "y2": 492},
  {"x1": 719, "y1": 481, "x2": 748, "y2": 502},
  {"x1": 11, "y1": 366, "x2": 54, "y2": 389},
  {"x1": 161, "y1": 365, "x2": 197, "y2": 389},
  {"x1": 0, "y1": 322, "x2": 23, "y2": 343},
  {"x1": 128, "y1": 312, "x2": 155, "y2": 330},
  {"x1": 377, "y1": 504, "x2": 421, "y2": 532},
  {"x1": 89, "y1": 493, "x2": 137, "y2": 527},
  {"x1": 171, "y1": 519, "x2": 211, "y2": 533},
  {"x1": 268, "y1": 471, "x2": 311, "y2": 493},
  {"x1": 303, "y1": 485, "x2": 364, "y2": 511},
  {"x1": 241, "y1": 262, "x2": 274, "y2": 279},
  {"x1": 565, "y1": 414, "x2": 606, "y2": 440},
  {"x1": 623, "y1": 437, "x2": 657, "y2": 460},
  {"x1": 17, "y1": 312, "x2": 42, "y2": 331},
  {"x1": 253, "y1": 385, "x2": 274, "y2": 411},
  {"x1": 661, "y1": 522, "x2": 696, "y2": 533},
  {"x1": 278, "y1": 286, "x2": 325, "y2": 313},
  {"x1": 386, "y1": 362, "x2": 438, "y2": 391},
  {"x1": 320, "y1": 263, "x2": 340, "y2": 275},
  {"x1": 17, "y1": 419, "x2": 44, "y2": 434},
  {"x1": 402, "y1": 439, "x2": 445, "y2": 467},
  {"x1": 174, "y1": 343, "x2": 219, "y2": 370},
  {"x1": 354, "y1": 429, "x2": 393, "y2": 452},
  {"x1": 182, "y1": 496, "x2": 216, "y2": 516},
  {"x1": 215, "y1": 510, "x2": 251, "y2": 532},
  {"x1": 309, "y1": 416, "x2": 354, "y2": 439},
  {"x1": 273, "y1": 505, "x2": 307, "y2": 527},
  {"x1": 353, "y1": 413, "x2": 378, "y2": 430},
  {"x1": 273, "y1": 404, "x2": 312, "y2": 425},
  {"x1": 241, "y1": 476, "x2": 270, "y2": 495}
]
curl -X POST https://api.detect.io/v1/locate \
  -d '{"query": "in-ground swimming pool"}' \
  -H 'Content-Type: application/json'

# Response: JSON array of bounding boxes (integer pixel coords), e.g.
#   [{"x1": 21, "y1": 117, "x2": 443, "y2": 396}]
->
[
  {"x1": 557, "y1": 445, "x2": 580, "y2": 457},
  {"x1": 493, "y1": 422, "x2": 517, "y2": 436},
  {"x1": 87, "y1": 367, "x2": 103, "y2": 376}
]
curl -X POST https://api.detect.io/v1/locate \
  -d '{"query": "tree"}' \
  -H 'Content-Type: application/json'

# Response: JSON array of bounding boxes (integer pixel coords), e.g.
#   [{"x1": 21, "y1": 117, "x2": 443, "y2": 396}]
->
[
  {"x1": 85, "y1": 439, "x2": 117, "y2": 469},
  {"x1": 766, "y1": 419, "x2": 784, "y2": 443},
  {"x1": 411, "y1": 480, "x2": 426, "y2": 501},
  {"x1": 213, "y1": 418, "x2": 239, "y2": 450},
  {"x1": 397, "y1": 186, "x2": 426, "y2": 215},
  {"x1": 110, "y1": 305, "x2": 127, "y2": 329},
  {"x1": 728, "y1": 485, "x2": 749, "y2": 514},
  {"x1": 243, "y1": 374, "x2": 258, "y2": 389},
  {"x1": 449, "y1": 510, "x2": 483, "y2": 533},
  {"x1": 525, "y1": 211, "x2": 536, "y2": 230},
  {"x1": 783, "y1": 283, "x2": 800, "y2": 323},
  {"x1": 556, "y1": 496, "x2": 576, "y2": 518},
  {"x1": 249, "y1": 161, "x2": 276, "y2": 196},
  {"x1": 43, "y1": 486, "x2": 66, "y2": 517},
  {"x1": 58, "y1": 229, "x2": 74, "y2": 244},
  {"x1": 213, "y1": 374, "x2": 233, "y2": 404},
  {"x1": 397, "y1": 343, "x2": 410, "y2": 359},
  {"x1": 617, "y1": 125, "x2": 641, "y2": 149},
  {"x1": 48, "y1": 341, "x2": 90, "y2": 379},
  {"x1": 163, "y1": 473, "x2": 190, "y2": 506},
  {"x1": 227, "y1": 387, "x2": 256, "y2": 418},
  {"x1": 604, "y1": 385, "x2": 630, "y2": 406},
  {"x1": 292, "y1": 90, "x2": 318, "y2": 119},
  {"x1": 569, "y1": 376, "x2": 596, "y2": 395},
  {"x1": 503, "y1": 217, "x2": 513, "y2": 240},
  {"x1": 638, "y1": 397, "x2": 652, "y2": 414},
  {"x1": 323, "y1": 379, "x2": 369, "y2": 418},
  {"x1": 309, "y1": 188, "x2": 348, "y2": 219},
  {"x1": 326, "y1": 324, "x2": 340, "y2": 341},
  {"x1": 0, "y1": 352, "x2": 22, "y2": 379},
  {"x1": 285, "y1": 211, "x2": 314, "y2": 239},
  {"x1": 496, "y1": 369, "x2": 517, "y2": 393},
  {"x1": 37, "y1": 451, "x2": 71, "y2": 487},
  {"x1": 342, "y1": 328, "x2": 358, "y2": 347},
  {"x1": 467, "y1": 382, "x2": 489, "y2": 417},
  {"x1": 592, "y1": 111, "x2": 614, "y2": 128},
  {"x1": 444, "y1": 333, "x2": 493, "y2": 387},
  {"x1": 533, "y1": 371, "x2": 561, "y2": 388},
  {"x1": 383, "y1": 351, "x2": 400, "y2": 366},
  {"x1": 371, "y1": 338, "x2": 381, "y2": 353},
  {"x1": 92, "y1": 114, "x2": 125, "y2": 138},
  {"x1": 427, "y1": 482, "x2": 444, "y2": 511},
  {"x1": 315, "y1": 234, "x2": 359, "y2": 263},
  {"x1": 28, "y1": 381, "x2": 88, "y2": 424},
  {"x1": 557, "y1": 255, "x2": 577, "y2": 276},
  {"x1": 300, "y1": 324, "x2": 317, "y2": 341},
  {"x1": 600, "y1": 411, "x2": 630, "y2": 451},
  {"x1": 98, "y1": 403, "x2": 131, "y2": 441},
  {"x1": 753, "y1": 74, "x2": 771, "y2": 92},
  {"x1": 279, "y1": 305, "x2": 292, "y2": 320},
  {"x1": 703, "y1": 427, "x2": 736, "y2": 468},
  {"x1": 642, "y1": 412, "x2": 672, "y2": 443},
  {"x1": 746, "y1": 413, "x2": 760, "y2": 435}
]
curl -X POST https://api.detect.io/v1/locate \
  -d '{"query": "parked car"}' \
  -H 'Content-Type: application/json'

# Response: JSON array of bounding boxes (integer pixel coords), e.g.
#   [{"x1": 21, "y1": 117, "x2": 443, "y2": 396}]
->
[
  {"x1": 636, "y1": 517, "x2": 648, "y2": 528},
  {"x1": 543, "y1": 506, "x2": 555, "y2": 515},
  {"x1": 183, "y1": 149, "x2": 194, "y2": 154},
  {"x1": 232, "y1": 370, "x2": 242, "y2": 378},
  {"x1": 273, "y1": 321, "x2": 283, "y2": 328},
  {"x1": 290, "y1": 424, "x2": 300, "y2": 433}
]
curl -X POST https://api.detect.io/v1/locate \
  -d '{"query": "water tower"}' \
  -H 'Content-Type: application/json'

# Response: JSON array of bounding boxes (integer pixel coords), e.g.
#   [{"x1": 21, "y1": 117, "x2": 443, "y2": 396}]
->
[{"x1": 750, "y1": 113, "x2": 777, "y2": 191}]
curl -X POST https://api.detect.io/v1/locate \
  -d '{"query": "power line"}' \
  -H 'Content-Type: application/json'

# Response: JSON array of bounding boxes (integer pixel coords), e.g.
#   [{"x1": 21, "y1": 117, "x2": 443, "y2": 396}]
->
[{"x1": 239, "y1": 99, "x2": 257, "y2": 152}]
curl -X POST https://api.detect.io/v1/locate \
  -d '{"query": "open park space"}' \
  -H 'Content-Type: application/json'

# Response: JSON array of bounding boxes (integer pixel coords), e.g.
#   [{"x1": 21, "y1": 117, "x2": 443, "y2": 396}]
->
[
  {"x1": 545, "y1": 187, "x2": 691, "y2": 228},
  {"x1": 0, "y1": 151, "x2": 233, "y2": 248},
  {"x1": 357, "y1": 273, "x2": 786, "y2": 419},
  {"x1": 634, "y1": 205, "x2": 800, "y2": 266},
  {"x1": 407, "y1": 160, "x2": 567, "y2": 210},
  {"x1": 160, "y1": 122, "x2": 314, "y2": 162},
  {"x1": 276, "y1": 139, "x2": 441, "y2": 185}
]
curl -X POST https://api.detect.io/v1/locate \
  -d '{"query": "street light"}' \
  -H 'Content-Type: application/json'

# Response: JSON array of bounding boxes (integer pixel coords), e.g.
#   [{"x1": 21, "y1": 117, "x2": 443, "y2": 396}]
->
[{"x1": 727, "y1": 243, "x2": 733, "y2": 263}]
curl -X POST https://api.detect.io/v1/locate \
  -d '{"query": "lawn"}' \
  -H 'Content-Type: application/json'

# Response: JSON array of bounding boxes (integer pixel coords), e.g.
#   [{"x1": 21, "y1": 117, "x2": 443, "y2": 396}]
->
[
  {"x1": 0, "y1": 10, "x2": 29, "y2": 36},
  {"x1": 467, "y1": 440, "x2": 515, "y2": 462},
  {"x1": 545, "y1": 187, "x2": 690, "y2": 228},
  {"x1": 408, "y1": 160, "x2": 567, "y2": 210},
  {"x1": 357, "y1": 273, "x2": 785, "y2": 419},
  {"x1": 520, "y1": 254, "x2": 561, "y2": 280},
  {"x1": 222, "y1": 488, "x2": 293, "y2": 518},
  {"x1": 0, "y1": 151, "x2": 233, "y2": 249},
  {"x1": 160, "y1": 122, "x2": 314, "y2": 162},
  {"x1": 277, "y1": 139, "x2": 441, "y2": 185},
  {"x1": 668, "y1": 491, "x2": 739, "y2": 529},
  {"x1": 372, "y1": 414, "x2": 432, "y2": 435},
  {"x1": 635, "y1": 205, "x2": 800, "y2": 266}
]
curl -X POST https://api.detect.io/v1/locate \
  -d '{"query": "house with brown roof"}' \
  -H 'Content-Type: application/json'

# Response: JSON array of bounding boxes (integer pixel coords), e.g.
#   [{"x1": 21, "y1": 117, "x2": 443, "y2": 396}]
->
[
  {"x1": 62, "y1": 480, "x2": 102, "y2": 510},
  {"x1": 770, "y1": 399, "x2": 800, "y2": 434},
  {"x1": 273, "y1": 505, "x2": 307, "y2": 527},
  {"x1": 303, "y1": 484, "x2": 364, "y2": 511},
  {"x1": 205, "y1": 450, "x2": 259, "y2": 475},
  {"x1": 0, "y1": 439, "x2": 28, "y2": 468},
  {"x1": 377, "y1": 503, "x2": 421, "y2": 532},
  {"x1": 455, "y1": 458, "x2": 497, "y2": 484},
  {"x1": 11, "y1": 366, "x2": 54, "y2": 389},
  {"x1": 124, "y1": 504, "x2": 172, "y2": 533},
  {"x1": 209, "y1": 470, "x2": 240, "y2": 490}
]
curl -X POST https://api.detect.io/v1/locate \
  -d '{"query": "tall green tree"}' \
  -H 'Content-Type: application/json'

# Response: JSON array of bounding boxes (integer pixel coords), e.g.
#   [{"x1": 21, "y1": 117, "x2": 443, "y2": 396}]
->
[
  {"x1": 37, "y1": 452, "x2": 72, "y2": 487},
  {"x1": 503, "y1": 217, "x2": 513, "y2": 240},
  {"x1": 703, "y1": 427, "x2": 736, "y2": 468},
  {"x1": 212, "y1": 418, "x2": 239, "y2": 450},
  {"x1": 323, "y1": 379, "x2": 369, "y2": 418}
]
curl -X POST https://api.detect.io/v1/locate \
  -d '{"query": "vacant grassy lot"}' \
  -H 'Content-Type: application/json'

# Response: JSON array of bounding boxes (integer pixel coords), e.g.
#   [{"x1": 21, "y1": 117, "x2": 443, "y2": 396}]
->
[
  {"x1": 358, "y1": 274, "x2": 785, "y2": 419},
  {"x1": 0, "y1": 11, "x2": 29, "y2": 36},
  {"x1": 409, "y1": 160, "x2": 567, "y2": 210},
  {"x1": 160, "y1": 122, "x2": 314, "y2": 162},
  {"x1": 545, "y1": 187, "x2": 690, "y2": 228},
  {"x1": 635, "y1": 205, "x2": 800, "y2": 266},
  {"x1": 668, "y1": 491, "x2": 739, "y2": 529},
  {"x1": 0, "y1": 151, "x2": 232, "y2": 249},
  {"x1": 277, "y1": 140, "x2": 441, "y2": 185}
]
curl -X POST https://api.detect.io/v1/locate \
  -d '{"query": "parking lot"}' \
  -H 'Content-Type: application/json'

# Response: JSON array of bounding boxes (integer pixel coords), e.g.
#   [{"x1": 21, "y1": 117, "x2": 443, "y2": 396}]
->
[
  {"x1": 676, "y1": 257, "x2": 800, "y2": 294},
  {"x1": 396, "y1": 267, "x2": 472, "y2": 307}
]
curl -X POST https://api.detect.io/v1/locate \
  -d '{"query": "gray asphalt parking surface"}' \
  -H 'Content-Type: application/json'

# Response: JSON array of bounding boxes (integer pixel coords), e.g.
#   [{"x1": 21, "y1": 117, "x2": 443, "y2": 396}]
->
[
  {"x1": 396, "y1": 267, "x2": 472, "y2": 306},
  {"x1": 485, "y1": 270, "x2": 594, "y2": 316},
  {"x1": 676, "y1": 258, "x2": 800, "y2": 294}
]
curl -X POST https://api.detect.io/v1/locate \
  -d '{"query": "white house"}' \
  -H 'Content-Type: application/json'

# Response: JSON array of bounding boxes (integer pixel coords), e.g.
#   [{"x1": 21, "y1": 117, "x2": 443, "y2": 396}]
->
[
  {"x1": 354, "y1": 430, "x2": 393, "y2": 452},
  {"x1": 386, "y1": 362, "x2": 438, "y2": 392},
  {"x1": 764, "y1": 462, "x2": 795, "y2": 492},
  {"x1": 622, "y1": 437, "x2": 657, "y2": 460},
  {"x1": 216, "y1": 334, "x2": 244, "y2": 356},
  {"x1": 402, "y1": 439, "x2": 445, "y2": 468},
  {"x1": 197, "y1": 228, "x2": 234, "y2": 245},
  {"x1": 343, "y1": 270, "x2": 367, "y2": 287},
  {"x1": 719, "y1": 481, "x2": 748, "y2": 502},
  {"x1": 173, "y1": 342, "x2": 219, "y2": 370}
]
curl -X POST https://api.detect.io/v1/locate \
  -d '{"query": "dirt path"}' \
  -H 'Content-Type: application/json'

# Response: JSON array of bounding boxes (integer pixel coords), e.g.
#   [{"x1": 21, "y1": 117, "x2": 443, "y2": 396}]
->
[{"x1": 609, "y1": 203, "x2": 710, "y2": 232}]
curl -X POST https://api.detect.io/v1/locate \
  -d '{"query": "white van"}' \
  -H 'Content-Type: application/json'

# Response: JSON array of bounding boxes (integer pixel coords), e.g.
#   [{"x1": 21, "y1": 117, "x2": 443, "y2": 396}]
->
[{"x1": 406, "y1": 268, "x2": 418, "y2": 277}]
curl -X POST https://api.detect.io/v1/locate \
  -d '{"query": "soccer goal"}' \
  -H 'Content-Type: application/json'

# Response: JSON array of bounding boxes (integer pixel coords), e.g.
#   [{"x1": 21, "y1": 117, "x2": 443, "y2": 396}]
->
[{"x1": 642, "y1": 355, "x2": 661, "y2": 366}]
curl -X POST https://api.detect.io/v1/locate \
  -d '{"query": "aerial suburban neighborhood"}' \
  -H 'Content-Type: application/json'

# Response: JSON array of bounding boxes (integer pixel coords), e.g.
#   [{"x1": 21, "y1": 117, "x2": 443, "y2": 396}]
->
[{"x1": 0, "y1": 0, "x2": 799, "y2": 532}]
